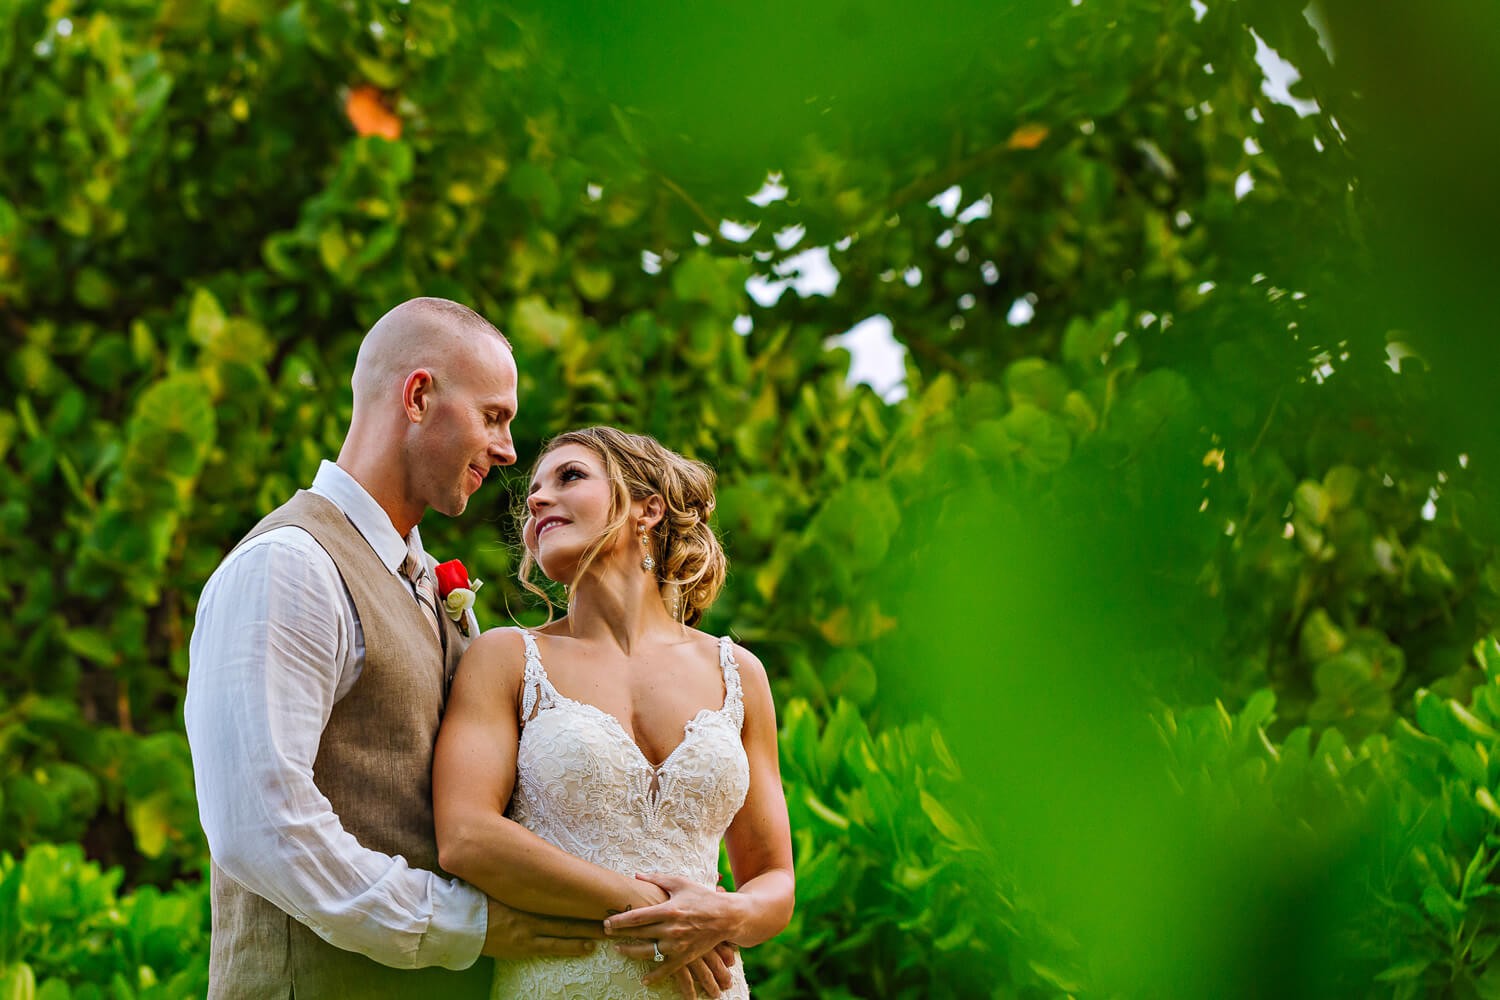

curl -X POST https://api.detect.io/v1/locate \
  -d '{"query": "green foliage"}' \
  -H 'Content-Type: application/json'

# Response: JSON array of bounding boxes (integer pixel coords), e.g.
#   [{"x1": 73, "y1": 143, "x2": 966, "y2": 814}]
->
[
  {"x1": 748, "y1": 699, "x2": 1080, "y2": 999},
  {"x1": 0, "y1": 845, "x2": 208, "y2": 999},
  {"x1": 1, "y1": 0, "x2": 1497, "y2": 995}
]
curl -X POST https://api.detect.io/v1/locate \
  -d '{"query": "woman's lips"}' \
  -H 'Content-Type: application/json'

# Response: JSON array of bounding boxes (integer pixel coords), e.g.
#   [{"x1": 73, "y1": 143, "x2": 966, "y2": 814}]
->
[{"x1": 536, "y1": 517, "x2": 569, "y2": 538}]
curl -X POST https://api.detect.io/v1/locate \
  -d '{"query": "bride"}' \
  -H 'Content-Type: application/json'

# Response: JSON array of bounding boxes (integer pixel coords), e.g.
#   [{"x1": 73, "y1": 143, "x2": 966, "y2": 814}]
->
[{"x1": 433, "y1": 426, "x2": 794, "y2": 998}]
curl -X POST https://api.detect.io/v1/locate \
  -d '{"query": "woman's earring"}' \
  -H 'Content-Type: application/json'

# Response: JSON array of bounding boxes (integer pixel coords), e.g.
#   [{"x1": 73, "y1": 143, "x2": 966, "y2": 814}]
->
[{"x1": 639, "y1": 523, "x2": 656, "y2": 573}]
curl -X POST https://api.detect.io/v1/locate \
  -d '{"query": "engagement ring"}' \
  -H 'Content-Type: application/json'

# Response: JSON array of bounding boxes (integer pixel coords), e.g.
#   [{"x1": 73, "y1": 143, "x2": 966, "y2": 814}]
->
[{"x1": 652, "y1": 942, "x2": 666, "y2": 964}]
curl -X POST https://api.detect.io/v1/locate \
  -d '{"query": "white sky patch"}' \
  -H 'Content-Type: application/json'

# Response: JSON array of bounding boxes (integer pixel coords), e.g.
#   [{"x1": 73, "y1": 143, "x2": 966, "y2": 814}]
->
[
  {"x1": 929, "y1": 185, "x2": 962, "y2": 218},
  {"x1": 745, "y1": 245, "x2": 841, "y2": 306},
  {"x1": 745, "y1": 275, "x2": 785, "y2": 307},
  {"x1": 903, "y1": 266, "x2": 922, "y2": 287},
  {"x1": 1191, "y1": 0, "x2": 1207, "y2": 22},
  {"x1": 774, "y1": 224, "x2": 805, "y2": 251},
  {"x1": 782, "y1": 246, "x2": 839, "y2": 296},
  {"x1": 641, "y1": 250, "x2": 662, "y2": 275},
  {"x1": 827, "y1": 315, "x2": 908, "y2": 402},
  {"x1": 1007, "y1": 295, "x2": 1036, "y2": 325},
  {"x1": 834, "y1": 235, "x2": 852, "y2": 251},
  {"x1": 733, "y1": 314, "x2": 753, "y2": 335},
  {"x1": 1252, "y1": 29, "x2": 1321, "y2": 117},
  {"x1": 720, "y1": 220, "x2": 757, "y2": 242},
  {"x1": 748, "y1": 172, "x2": 788, "y2": 206},
  {"x1": 586, "y1": 183, "x2": 603, "y2": 201},
  {"x1": 1235, "y1": 171, "x2": 1255, "y2": 200},
  {"x1": 958, "y1": 195, "x2": 993, "y2": 223}
]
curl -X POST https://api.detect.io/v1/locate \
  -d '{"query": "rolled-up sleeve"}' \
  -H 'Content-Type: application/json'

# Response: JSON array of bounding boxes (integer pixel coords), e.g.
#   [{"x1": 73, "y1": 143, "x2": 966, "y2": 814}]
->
[{"x1": 185, "y1": 530, "x2": 486, "y2": 970}]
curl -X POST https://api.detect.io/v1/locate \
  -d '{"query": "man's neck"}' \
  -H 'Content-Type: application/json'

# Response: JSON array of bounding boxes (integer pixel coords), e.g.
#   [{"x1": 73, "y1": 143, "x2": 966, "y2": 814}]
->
[{"x1": 334, "y1": 449, "x2": 421, "y2": 539}]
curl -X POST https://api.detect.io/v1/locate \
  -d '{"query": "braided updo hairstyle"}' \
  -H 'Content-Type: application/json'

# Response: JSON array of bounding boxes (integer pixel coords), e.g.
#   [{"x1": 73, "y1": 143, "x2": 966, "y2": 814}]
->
[{"x1": 516, "y1": 426, "x2": 727, "y2": 627}]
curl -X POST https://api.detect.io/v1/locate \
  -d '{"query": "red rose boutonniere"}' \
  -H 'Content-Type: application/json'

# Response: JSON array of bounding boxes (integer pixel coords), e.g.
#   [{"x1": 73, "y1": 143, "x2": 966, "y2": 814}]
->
[{"x1": 434, "y1": 559, "x2": 483, "y2": 637}]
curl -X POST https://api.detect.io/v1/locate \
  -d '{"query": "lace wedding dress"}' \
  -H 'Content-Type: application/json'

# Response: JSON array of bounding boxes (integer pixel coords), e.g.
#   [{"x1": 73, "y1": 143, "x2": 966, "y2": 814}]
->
[{"x1": 491, "y1": 631, "x2": 753, "y2": 999}]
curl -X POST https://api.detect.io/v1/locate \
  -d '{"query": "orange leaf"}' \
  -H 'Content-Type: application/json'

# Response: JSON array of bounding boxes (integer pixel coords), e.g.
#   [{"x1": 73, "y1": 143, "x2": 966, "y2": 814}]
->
[
  {"x1": 346, "y1": 85, "x2": 402, "y2": 140},
  {"x1": 1007, "y1": 123, "x2": 1049, "y2": 150}
]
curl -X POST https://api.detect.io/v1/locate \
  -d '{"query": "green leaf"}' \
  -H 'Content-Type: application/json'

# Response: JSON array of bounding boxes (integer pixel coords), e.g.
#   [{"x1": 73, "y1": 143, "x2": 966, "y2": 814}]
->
[
  {"x1": 0, "y1": 962, "x2": 35, "y2": 1000},
  {"x1": 1003, "y1": 358, "x2": 1070, "y2": 412},
  {"x1": 1000, "y1": 403, "x2": 1071, "y2": 474},
  {"x1": 127, "y1": 792, "x2": 173, "y2": 859},
  {"x1": 1374, "y1": 958, "x2": 1431, "y2": 982},
  {"x1": 186, "y1": 287, "x2": 226, "y2": 347},
  {"x1": 1294, "y1": 481, "x2": 1331, "y2": 528},
  {"x1": 1028, "y1": 959, "x2": 1085, "y2": 993},
  {"x1": 919, "y1": 790, "x2": 978, "y2": 851},
  {"x1": 61, "y1": 628, "x2": 119, "y2": 667}
]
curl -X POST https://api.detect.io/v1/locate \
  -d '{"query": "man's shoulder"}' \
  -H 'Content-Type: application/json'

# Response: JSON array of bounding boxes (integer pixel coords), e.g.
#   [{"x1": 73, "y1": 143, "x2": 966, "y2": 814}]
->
[{"x1": 209, "y1": 524, "x2": 338, "y2": 594}]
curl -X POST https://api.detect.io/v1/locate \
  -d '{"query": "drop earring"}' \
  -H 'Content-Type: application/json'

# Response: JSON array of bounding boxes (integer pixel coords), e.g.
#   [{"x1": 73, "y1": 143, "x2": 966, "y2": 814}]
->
[{"x1": 639, "y1": 523, "x2": 656, "y2": 573}]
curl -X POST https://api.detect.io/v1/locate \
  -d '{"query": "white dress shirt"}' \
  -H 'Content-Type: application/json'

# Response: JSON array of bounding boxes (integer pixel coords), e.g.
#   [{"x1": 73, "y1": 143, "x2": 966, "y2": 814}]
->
[{"x1": 185, "y1": 461, "x2": 487, "y2": 970}]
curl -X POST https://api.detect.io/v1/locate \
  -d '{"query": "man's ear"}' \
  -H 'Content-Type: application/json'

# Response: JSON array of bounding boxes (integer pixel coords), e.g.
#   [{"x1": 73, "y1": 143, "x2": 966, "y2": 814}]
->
[{"x1": 402, "y1": 369, "x2": 435, "y2": 423}]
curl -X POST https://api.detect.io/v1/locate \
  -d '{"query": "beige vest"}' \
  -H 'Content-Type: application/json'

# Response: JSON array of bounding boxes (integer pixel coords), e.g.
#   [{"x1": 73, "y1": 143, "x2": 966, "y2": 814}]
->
[{"x1": 206, "y1": 491, "x2": 491, "y2": 999}]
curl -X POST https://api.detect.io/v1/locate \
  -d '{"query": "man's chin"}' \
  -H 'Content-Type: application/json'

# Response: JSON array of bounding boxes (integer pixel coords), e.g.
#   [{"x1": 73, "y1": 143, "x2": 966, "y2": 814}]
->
[{"x1": 433, "y1": 492, "x2": 469, "y2": 518}]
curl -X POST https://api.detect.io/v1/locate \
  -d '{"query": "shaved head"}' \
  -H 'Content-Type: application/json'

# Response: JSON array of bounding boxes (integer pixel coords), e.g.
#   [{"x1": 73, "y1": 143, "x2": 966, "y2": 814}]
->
[
  {"x1": 352, "y1": 297, "x2": 512, "y2": 409},
  {"x1": 339, "y1": 297, "x2": 519, "y2": 535}
]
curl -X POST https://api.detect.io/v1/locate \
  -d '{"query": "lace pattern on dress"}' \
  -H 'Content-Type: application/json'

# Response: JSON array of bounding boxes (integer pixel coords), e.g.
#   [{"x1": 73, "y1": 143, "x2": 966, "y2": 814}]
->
[{"x1": 494, "y1": 630, "x2": 753, "y2": 999}]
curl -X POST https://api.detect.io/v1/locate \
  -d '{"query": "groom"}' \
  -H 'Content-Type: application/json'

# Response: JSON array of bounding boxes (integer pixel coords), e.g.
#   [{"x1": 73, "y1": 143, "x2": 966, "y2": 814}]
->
[{"x1": 185, "y1": 298, "x2": 601, "y2": 998}]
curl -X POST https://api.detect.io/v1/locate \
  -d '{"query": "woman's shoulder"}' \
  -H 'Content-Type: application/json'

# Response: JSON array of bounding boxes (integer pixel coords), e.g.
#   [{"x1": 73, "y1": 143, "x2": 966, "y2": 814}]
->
[
  {"x1": 463, "y1": 625, "x2": 534, "y2": 674},
  {"x1": 688, "y1": 629, "x2": 768, "y2": 690},
  {"x1": 449, "y1": 627, "x2": 534, "y2": 709}
]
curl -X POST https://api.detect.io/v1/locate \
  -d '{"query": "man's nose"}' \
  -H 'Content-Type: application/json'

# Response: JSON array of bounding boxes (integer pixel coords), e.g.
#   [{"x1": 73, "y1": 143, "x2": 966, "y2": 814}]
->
[{"x1": 490, "y1": 433, "x2": 516, "y2": 468}]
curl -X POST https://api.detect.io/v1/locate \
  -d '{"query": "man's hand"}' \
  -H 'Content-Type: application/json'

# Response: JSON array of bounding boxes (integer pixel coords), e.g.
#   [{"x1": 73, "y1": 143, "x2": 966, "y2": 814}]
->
[
  {"x1": 481, "y1": 897, "x2": 604, "y2": 959},
  {"x1": 612, "y1": 943, "x2": 737, "y2": 998}
]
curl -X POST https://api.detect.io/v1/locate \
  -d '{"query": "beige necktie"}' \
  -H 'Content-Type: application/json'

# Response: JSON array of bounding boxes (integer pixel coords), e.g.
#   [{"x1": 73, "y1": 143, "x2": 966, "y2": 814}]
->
[{"x1": 402, "y1": 552, "x2": 443, "y2": 645}]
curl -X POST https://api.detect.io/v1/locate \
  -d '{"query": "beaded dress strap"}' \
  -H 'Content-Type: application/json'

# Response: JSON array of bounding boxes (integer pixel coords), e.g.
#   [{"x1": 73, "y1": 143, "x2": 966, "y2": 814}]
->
[
  {"x1": 718, "y1": 636, "x2": 745, "y2": 725},
  {"x1": 519, "y1": 630, "x2": 557, "y2": 723}
]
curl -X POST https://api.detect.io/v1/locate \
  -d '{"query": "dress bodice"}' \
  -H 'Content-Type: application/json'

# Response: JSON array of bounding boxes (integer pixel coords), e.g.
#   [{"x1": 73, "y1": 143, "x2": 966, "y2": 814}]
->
[{"x1": 492, "y1": 630, "x2": 753, "y2": 999}]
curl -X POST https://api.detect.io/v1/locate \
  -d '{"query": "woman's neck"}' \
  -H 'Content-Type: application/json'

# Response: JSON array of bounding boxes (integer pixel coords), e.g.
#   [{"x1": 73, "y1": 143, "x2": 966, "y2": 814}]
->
[{"x1": 562, "y1": 567, "x2": 677, "y2": 655}]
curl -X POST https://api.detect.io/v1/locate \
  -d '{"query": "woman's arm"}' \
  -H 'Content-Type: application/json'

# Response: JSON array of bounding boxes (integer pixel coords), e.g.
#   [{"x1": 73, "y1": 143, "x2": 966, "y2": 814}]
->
[
  {"x1": 433, "y1": 628, "x2": 666, "y2": 920},
  {"x1": 717, "y1": 644, "x2": 797, "y2": 944},
  {"x1": 605, "y1": 643, "x2": 795, "y2": 978}
]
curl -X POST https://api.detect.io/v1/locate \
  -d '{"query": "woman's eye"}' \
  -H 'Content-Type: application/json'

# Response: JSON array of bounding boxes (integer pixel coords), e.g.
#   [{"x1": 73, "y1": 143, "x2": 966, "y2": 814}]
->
[{"x1": 560, "y1": 468, "x2": 583, "y2": 482}]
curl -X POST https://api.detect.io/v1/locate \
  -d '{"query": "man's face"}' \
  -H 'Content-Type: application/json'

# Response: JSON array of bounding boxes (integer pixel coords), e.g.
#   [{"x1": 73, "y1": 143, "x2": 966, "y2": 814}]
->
[{"x1": 414, "y1": 337, "x2": 518, "y2": 518}]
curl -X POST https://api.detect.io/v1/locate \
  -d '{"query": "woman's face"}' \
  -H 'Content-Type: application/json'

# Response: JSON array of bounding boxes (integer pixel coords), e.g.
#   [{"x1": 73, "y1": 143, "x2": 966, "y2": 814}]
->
[{"x1": 523, "y1": 443, "x2": 620, "y2": 583}]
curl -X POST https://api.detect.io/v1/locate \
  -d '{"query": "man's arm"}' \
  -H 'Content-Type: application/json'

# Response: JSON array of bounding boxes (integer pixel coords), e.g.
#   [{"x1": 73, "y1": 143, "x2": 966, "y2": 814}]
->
[{"x1": 185, "y1": 531, "x2": 487, "y2": 970}]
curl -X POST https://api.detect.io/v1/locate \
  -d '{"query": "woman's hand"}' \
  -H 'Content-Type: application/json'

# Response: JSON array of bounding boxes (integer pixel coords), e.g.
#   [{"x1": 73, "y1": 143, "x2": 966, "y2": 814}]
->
[{"x1": 604, "y1": 873, "x2": 743, "y2": 989}]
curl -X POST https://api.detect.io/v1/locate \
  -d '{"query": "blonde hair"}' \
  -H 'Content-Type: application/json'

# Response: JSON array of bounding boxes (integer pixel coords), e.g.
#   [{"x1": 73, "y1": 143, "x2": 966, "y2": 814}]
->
[{"x1": 516, "y1": 427, "x2": 727, "y2": 627}]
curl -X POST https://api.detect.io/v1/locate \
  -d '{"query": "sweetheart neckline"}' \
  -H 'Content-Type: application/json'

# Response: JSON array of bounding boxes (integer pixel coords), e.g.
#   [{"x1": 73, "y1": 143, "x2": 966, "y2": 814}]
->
[{"x1": 533, "y1": 690, "x2": 732, "y2": 774}]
